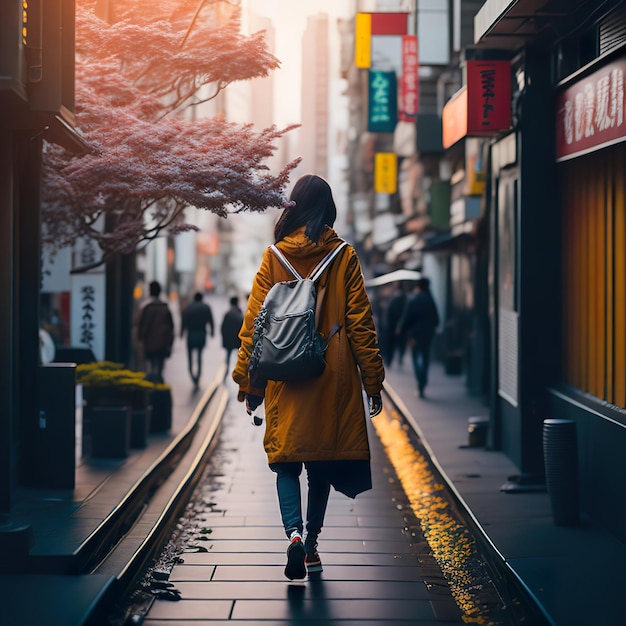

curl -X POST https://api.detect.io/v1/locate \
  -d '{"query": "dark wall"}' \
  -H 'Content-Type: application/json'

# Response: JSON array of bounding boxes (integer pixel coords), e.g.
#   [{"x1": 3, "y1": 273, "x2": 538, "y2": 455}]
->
[{"x1": 548, "y1": 389, "x2": 626, "y2": 542}]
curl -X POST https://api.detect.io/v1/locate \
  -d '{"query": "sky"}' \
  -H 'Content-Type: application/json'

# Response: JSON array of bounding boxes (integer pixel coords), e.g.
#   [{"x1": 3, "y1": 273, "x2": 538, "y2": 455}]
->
[{"x1": 248, "y1": 0, "x2": 354, "y2": 125}]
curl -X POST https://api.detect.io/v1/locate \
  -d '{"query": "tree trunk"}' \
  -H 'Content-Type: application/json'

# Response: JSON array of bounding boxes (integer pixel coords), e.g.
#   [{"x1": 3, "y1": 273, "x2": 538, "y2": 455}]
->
[{"x1": 105, "y1": 251, "x2": 136, "y2": 365}]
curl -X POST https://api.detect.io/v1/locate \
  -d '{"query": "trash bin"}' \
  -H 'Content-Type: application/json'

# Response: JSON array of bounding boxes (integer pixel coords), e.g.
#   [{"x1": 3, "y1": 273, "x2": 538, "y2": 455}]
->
[
  {"x1": 468, "y1": 416, "x2": 488, "y2": 447},
  {"x1": 543, "y1": 418, "x2": 579, "y2": 526},
  {"x1": 33, "y1": 363, "x2": 77, "y2": 489}
]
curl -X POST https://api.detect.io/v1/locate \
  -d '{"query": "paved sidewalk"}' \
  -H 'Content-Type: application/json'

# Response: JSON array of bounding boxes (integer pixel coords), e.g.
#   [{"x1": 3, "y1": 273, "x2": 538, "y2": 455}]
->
[{"x1": 143, "y1": 377, "x2": 466, "y2": 625}]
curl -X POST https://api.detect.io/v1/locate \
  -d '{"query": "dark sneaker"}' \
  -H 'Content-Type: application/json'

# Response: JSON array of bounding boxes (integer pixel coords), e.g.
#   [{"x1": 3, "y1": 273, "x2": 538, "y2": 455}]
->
[
  {"x1": 304, "y1": 547, "x2": 322, "y2": 573},
  {"x1": 284, "y1": 535, "x2": 306, "y2": 580}
]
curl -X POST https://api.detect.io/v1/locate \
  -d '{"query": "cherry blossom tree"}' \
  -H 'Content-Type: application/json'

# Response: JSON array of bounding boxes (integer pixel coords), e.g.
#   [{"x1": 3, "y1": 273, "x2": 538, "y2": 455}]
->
[{"x1": 42, "y1": 0, "x2": 299, "y2": 272}]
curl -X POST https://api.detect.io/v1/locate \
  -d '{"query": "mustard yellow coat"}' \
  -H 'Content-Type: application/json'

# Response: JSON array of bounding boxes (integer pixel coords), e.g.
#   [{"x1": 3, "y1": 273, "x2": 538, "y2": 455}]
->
[{"x1": 232, "y1": 226, "x2": 385, "y2": 465}]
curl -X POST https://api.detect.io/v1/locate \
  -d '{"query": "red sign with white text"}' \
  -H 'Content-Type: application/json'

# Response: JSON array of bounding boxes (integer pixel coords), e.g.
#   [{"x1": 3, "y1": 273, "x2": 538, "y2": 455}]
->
[
  {"x1": 555, "y1": 56, "x2": 626, "y2": 161},
  {"x1": 466, "y1": 60, "x2": 511, "y2": 135},
  {"x1": 399, "y1": 35, "x2": 418, "y2": 122}
]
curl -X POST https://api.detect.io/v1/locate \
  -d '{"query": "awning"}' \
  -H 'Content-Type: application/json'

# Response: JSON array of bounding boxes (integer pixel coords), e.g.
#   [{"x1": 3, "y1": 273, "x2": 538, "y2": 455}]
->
[
  {"x1": 365, "y1": 269, "x2": 421, "y2": 288},
  {"x1": 474, "y1": 0, "x2": 598, "y2": 50}
]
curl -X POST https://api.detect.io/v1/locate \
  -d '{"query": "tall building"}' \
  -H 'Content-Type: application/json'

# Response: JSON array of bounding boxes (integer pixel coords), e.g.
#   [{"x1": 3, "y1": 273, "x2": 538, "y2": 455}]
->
[{"x1": 300, "y1": 13, "x2": 330, "y2": 179}]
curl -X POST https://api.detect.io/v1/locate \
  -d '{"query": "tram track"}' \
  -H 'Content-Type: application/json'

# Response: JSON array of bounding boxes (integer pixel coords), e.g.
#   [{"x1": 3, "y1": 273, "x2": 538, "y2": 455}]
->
[{"x1": 84, "y1": 368, "x2": 229, "y2": 624}]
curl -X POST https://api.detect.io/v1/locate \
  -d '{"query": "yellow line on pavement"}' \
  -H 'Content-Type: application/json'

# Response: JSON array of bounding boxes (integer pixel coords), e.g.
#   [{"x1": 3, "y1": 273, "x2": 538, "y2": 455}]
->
[{"x1": 373, "y1": 407, "x2": 494, "y2": 626}]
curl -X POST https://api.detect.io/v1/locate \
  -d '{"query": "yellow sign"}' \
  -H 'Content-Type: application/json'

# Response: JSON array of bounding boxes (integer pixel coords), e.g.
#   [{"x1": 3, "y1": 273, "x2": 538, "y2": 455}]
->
[
  {"x1": 375, "y1": 153, "x2": 397, "y2": 194},
  {"x1": 354, "y1": 13, "x2": 371, "y2": 68}
]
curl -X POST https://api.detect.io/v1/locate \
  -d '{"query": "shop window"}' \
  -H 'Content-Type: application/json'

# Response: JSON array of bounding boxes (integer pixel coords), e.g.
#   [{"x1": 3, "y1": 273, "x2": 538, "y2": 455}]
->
[{"x1": 561, "y1": 144, "x2": 626, "y2": 406}]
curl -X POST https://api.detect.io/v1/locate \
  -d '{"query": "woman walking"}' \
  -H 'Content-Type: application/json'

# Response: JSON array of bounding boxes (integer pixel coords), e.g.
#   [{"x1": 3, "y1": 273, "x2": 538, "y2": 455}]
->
[{"x1": 232, "y1": 174, "x2": 385, "y2": 580}]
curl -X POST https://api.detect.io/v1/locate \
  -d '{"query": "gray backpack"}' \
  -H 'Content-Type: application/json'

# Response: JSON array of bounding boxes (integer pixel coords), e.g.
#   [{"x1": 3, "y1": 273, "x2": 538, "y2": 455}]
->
[{"x1": 248, "y1": 241, "x2": 348, "y2": 384}]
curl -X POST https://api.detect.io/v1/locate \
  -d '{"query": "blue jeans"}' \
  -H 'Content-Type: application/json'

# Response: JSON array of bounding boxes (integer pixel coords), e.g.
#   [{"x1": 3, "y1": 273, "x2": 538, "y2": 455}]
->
[
  {"x1": 411, "y1": 335, "x2": 433, "y2": 392},
  {"x1": 186, "y1": 331, "x2": 206, "y2": 383},
  {"x1": 270, "y1": 462, "x2": 331, "y2": 540}
]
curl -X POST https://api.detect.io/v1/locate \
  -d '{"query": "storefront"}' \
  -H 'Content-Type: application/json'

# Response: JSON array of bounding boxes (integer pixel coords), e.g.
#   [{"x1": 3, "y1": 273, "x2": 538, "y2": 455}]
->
[{"x1": 549, "y1": 51, "x2": 626, "y2": 541}]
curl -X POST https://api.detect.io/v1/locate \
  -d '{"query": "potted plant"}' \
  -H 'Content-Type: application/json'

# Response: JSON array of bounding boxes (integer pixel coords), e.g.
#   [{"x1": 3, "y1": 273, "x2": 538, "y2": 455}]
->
[
  {"x1": 150, "y1": 385, "x2": 173, "y2": 433},
  {"x1": 78, "y1": 362, "x2": 171, "y2": 453}
]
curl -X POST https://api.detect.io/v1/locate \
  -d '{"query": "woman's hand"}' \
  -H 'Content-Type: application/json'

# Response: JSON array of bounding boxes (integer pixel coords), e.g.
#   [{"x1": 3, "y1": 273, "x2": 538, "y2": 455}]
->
[
  {"x1": 245, "y1": 394, "x2": 264, "y2": 415},
  {"x1": 368, "y1": 394, "x2": 383, "y2": 418}
]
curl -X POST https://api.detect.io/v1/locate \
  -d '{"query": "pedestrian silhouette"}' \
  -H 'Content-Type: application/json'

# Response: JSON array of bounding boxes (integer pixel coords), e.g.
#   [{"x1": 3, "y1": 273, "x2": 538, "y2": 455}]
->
[
  {"x1": 384, "y1": 282, "x2": 408, "y2": 367},
  {"x1": 397, "y1": 277, "x2": 439, "y2": 397},
  {"x1": 221, "y1": 295, "x2": 244, "y2": 374},
  {"x1": 180, "y1": 292, "x2": 214, "y2": 390},
  {"x1": 233, "y1": 174, "x2": 385, "y2": 581},
  {"x1": 137, "y1": 280, "x2": 174, "y2": 383}
]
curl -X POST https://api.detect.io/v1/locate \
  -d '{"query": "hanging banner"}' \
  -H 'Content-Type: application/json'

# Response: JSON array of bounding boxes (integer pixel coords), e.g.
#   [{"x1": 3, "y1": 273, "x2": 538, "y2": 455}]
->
[
  {"x1": 368, "y1": 70, "x2": 397, "y2": 133},
  {"x1": 555, "y1": 56, "x2": 626, "y2": 161},
  {"x1": 375, "y1": 153, "x2": 397, "y2": 194},
  {"x1": 466, "y1": 60, "x2": 511, "y2": 134},
  {"x1": 399, "y1": 35, "x2": 418, "y2": 122}
]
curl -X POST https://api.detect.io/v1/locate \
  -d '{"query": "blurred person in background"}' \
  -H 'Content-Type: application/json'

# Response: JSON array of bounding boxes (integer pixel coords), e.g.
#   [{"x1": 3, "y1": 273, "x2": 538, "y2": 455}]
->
[
  {"x1": 181, "y1": 291, "x2": 214, "y2": 390},
  {"x1": 138, "y1": 280, "x2": 174, "y2": 383},
  {"x1": 221, "y1": 295, "x2": 244, "y2": 375},
  {"x1": 397, "y1": 277, "x2": 439, "y2": 398}
]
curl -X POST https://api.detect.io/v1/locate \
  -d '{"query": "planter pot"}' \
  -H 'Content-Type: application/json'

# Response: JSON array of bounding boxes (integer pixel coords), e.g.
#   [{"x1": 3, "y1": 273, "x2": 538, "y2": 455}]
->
[
  {"x1": 84, "y1": 387, "x2": 150, "y2": 410},
  {"x1": 90, "y1": 406, "x2": 131, "y2": 458},
  {"x1": 150, "y1": 388, "x2": 172, "y2": 433},
  {"x1": 130, "y1": 407, "x2": 152, "y2": 449}
]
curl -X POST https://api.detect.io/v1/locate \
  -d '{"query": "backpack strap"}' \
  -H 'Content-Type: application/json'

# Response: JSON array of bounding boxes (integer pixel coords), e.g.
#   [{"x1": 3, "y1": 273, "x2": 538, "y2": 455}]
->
[
  {"x1": 269, "y1": 245, "x2": 303, "y2": 280},
  {"x1": 270, "y1": 240, "x2": 348, "y2": 282},
  {"x1": 308, "y1": 241, "x2": 349, "y2": 282}
]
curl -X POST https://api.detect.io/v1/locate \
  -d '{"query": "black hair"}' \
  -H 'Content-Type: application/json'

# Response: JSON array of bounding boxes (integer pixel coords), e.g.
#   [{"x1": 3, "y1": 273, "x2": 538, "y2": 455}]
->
[
  {"x1": 149, "y1": 281, "x2": 161, "y2": 297},
  {"x1": 193, "y1": 292, "x2": 203, "y2": 302},
  {"x1": 274, "y1": 174, "x2": 337, "y2": 244},
  {"x1": 229, "y1": 296, "x2": 239, "y2": 306}
]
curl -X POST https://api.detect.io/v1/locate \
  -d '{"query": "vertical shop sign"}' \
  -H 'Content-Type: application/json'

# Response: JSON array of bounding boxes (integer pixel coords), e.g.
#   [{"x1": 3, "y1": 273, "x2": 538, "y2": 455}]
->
[
  {"x1": 368, "y1": 70, "x2": 397, "y2": 133},
  {"x1": 466, "y1": 60, "x2": 511, "y2": 134},
  {"x1": 556, "y1": 56, "x2": 626, "y2": 161},
  {"x1": 355, "y1": 12, "x2": 409, "y2": 69},
  {"x1": 375, "y1": 153, "x2": 397, "y2": 194},
  {"x1": 354, "y1": 13, "x2": 372, "y2": 68},
  {"x1": 399, "y1": 35, "x2": 418, "y2": 122}
]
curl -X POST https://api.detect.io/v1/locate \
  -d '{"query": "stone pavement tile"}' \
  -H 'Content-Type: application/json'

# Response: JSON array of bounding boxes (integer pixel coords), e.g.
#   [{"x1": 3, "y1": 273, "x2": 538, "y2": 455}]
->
[
  {"x1": 192, "y1": 515, "x2": 245, "y2": 526},
  {"x1": 181, "y1": 551, "x2": 424, "y2": 567},
  {"x1": 179, "y1": 538, "x2": 424, "y2": 554},
  {"x1": 201, "y1": 526, "x2": 288, "y2": 540},
  {"x1": 430, "y1": 598, "x2": 465, "y2": 621},
  {"x1": 147, "y1": 598, "x2": 233, "y2": 620},
  {"x1": 174, "y1": 579, "x2": 432, "y2": 600},
  {"x1": 142, "y1": 618, "x2": 428, "y2": 626},
  {"x1": 231, "y1": 598, "x2": 443, "y2": 621},
  {"x1": 203, "y1": 525, "x2": 408, "y2": 542},
  {"x1": 209, "y1": 564, "x2": 427, "y2": 582},
  {"x1": 242, "y1": 514, "x2": 360, "y2": 527}
]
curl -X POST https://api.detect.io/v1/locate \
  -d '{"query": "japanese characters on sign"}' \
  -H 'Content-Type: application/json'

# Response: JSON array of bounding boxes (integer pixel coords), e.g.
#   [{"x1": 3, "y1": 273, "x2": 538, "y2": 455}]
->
[
  {"x1": 556, "y1": 57, "x2": 626, "y2": 161},
  {"x1": 368, "y1": 70, "x2": 398, "y2": 133},
  {"x1": 400, "y1": 35, "x2": 418, "y2": 122},
  {"x1": 466, "y1": 60, "x2": 511, "y2": 134}
]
